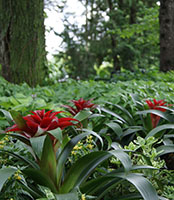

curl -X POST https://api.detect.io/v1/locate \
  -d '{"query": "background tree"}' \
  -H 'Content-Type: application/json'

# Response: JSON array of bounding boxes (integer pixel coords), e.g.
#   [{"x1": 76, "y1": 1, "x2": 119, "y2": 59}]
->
[
  {"x1": 0, "y1": 0, "x2": 46, "y2": 86},
  {"x1": 159, "y1": 0, "x2": 174, "y2": 72},
  {"x1": 55, "y1": 0, "x2": 159, "y2": 79}
]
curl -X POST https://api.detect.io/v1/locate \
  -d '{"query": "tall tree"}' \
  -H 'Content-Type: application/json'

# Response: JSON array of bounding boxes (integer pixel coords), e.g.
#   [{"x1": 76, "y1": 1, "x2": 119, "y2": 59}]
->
[
  {"x1": 107, "y1": 0, "x2": 120, "y2": 73},
  {"x1": 0, "y1": 0, "x2": 46, "y2": 86},
  {"x1": 56, "y1": 0, "x2": 159, "y2": 79},
  {"x1": 159, "y1": 0, "x2": 174, "y2": 72}
]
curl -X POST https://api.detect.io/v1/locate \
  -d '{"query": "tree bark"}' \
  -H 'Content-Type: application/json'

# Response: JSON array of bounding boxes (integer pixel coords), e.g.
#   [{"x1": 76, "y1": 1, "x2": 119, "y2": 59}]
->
[
  {"x1": 160, "y1": 0, "x2": 174, "y2": 72},
  {"x1": 107, "y1": 0, "x2": 120, "y2": 73},
  {"x1": 0, "y1": 0, "x2": 46, "y2": 86},
  {"x1": 129, "y1": 0, "x2": 137, "y2": 24}
]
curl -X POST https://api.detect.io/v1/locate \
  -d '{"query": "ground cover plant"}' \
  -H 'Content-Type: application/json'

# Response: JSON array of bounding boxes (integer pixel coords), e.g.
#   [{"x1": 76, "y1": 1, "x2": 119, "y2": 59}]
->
[
  {"x1": 2, "y1": 1, "x2": 174, "y2": 199},
  {"x1": 1, "y1": 73, "x2": 174, "y2": 199}
]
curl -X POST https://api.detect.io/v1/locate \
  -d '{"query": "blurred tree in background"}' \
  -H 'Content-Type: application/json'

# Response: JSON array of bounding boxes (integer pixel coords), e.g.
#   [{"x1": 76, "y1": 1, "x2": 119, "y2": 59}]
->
[
  {"x1": 1, "y1": 0, "x2": 173, "y2": 83},
  {"x1": 159, "y1": 0, "x2": 174, "y2": 72},
  {"x1": 55, "y1": 0, "x2": 159, "y2": 79},
  {"x1": 0, "y1": 0, "x2": 46, "y2": 86}
]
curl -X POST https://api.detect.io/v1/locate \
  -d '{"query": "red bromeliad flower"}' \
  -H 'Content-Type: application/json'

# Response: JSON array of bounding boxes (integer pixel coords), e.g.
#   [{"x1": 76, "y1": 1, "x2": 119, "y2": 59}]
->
[
  {"x1": 6, "y1": 109, "x2": 78, "y2": 138},
  {"x1": 62, "y1": 98, "x2": 97, "y2": 116},
  {"x1": 146, "y1": 99, "x2": 167, "y2": 128}
]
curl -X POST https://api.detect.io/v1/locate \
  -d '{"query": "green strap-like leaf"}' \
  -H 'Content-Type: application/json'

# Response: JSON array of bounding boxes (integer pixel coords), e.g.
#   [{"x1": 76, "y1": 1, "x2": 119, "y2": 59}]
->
[
  {"x1": 158, "y1": 105, "x2": 174, "y2": 114},
  {"x1": 100, "y1": 107, "x2": 127, "y2": 123},
  {"x1": 122, "y1": 126, "x2": 144, "y2": 138},
  {"x1": 40, "y1": 135, "x2": 57, "y2": 186},
  {"x1": 18, "y1": 179, "x2": 43, "y2": 199},
  {"x1": 0, "y1": 167, "x2": 17, "y2": 191},
  {"x1": 0, "y1": 109, "x2": 13, "y2": 125},
  {"x1": 136, "y1": 110, "x2": 172, "y2": 122},
  {"x1": 80, "y1": 175, "x2": 119, "y2": 195},
  {"x1": 81, "y1": 164, "x2": 158, "y2": 199},
  {"x1": 110, "y1": 150, "x2": 132, "y2": 172},
  {"x1": 131, "y1": 165, "x2": 157, "y2": 170},
  {"x1": 10, "y1": 110, "x2": 27, "y2": 129},
  {"x1": 74, "y1": 110, "x2": 92, "y2": 121},
  {"x1": 48, "y1": 128, "x2": 62, "y2": 141},
  {"x1": 59, "y1": 151, "x2": 111, "y2": 193},
  {"x1": 54, "y1": 191, "x2": 79, "y2": 200},
  {"x1": 156, "y1": 144, "x2": 174, "y2": 157},
  {"x1": 60, "y1": 149, "x2": 132, "y2": 193},
  {"x1": 116, "y1": 193, "x2": 143, "y2": 199},
  {"x1": 0, "y1": 133, "x2": 30, "y2": 146},
  {"x1": 101, "y1": 134, "x2": 112, "y2": 150},
  {"x1": 105, "y1": 102, "x2": 134, "y2": 124},
  {"x1": 56, "y1": 132, "x2": 93, "y2": 188},
  {"x1": 30, "y1": 135, "x2": 47, "y2": 160},
  {"x1": 0, "y1": 149, "x2": 39, "y2": 169},
  {"x1": 130, "y1": 93, "x2": 143, "y2": 108},
  {"x1": 111, "y1": 172, "x2": 159, "y2": 200},
  {"x1": 23, "y1": 168, "x2": 58, "y2": 194},
  {"x1": 106, "y1": 122, "x2": 122, "y2": 139},
  {"x1": 81, "y1": 129, "x2": 103, "y2": 147},
  {"x1": 145, "y1": 124, "x2": 174, "y2": 139}
]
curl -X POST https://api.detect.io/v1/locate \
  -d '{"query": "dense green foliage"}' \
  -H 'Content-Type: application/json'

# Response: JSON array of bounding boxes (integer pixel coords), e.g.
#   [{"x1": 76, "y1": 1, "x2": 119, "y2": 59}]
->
[
  {"x1": 54, "y1": 0, "x2": 159, "y2": 79},
  {"x1": 1, "y1": 71, "x2": 174, "y2": 199},
  {"x1": 1, "y1": 1, "x2": 174, "y2": 199}
]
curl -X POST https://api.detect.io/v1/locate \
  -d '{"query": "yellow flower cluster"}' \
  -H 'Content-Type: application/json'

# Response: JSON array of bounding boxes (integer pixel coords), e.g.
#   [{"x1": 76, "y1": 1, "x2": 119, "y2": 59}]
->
[
  {"x1": 71, "y1": 135, "x2": 94, "y2": 156},
  {"x1": 0, "y1": 140, "x2": 5, "y2": 149},
  {"x1": 86, "y1": 144, "x2": 94, "y2": 150},
  {"x1": 71, "y1": 151, "x2": 76, "y2": 155},
  {"x1": 71, "y1": 141, "x2": 83, "y2": 156},
  {"x1": 86, "y1": 135, "x2": 93, "y2": 143},
  {"x1": 0, "y1": 140, "x2": 5, "y2": 145},
  {"x1": 81, "y1": 194, "x2": 86, "y2": 200},
  {"x1": 14, "y1": 171, "x2": 22, "y2": 180},
  {"x1": 0, "y1": 136, "x2": 9, "y2": 148},
  {"x1": 86, "y1": 135, "x2": 94, "y2": 150}
]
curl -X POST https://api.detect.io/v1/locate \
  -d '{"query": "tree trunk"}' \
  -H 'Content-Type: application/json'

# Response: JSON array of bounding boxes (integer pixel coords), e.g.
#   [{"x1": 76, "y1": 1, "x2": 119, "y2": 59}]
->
[
  {"x1": 0, "y1": 0, "x2": 46, "y2": 86},
  {"x1": 107, "y1": 0, "x2": 120, "y2": 73},
  {"x1": 129, "y1": 0, "x2": 137, "y2": 24},
  {"x1": 160, "y1": 0, "x2": 174, "y2": 72}
]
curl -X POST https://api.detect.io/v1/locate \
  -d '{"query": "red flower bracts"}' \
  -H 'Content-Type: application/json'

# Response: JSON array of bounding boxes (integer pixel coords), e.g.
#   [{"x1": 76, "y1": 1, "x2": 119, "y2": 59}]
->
[
  {"x1": 62, "y1": 98, "x2": 97, "y2": 116},
  {"x1": 6, "y1": 109, "x2": 78, "y2": 138},
  {"x1": 146, "y1": 99, "x2": 167, "y2": 128}
]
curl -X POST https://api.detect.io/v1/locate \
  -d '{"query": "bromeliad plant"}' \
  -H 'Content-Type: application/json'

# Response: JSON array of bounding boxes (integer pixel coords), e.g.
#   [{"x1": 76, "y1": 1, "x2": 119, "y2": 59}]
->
[
  {"x1": 99, "y1": 94, "x2": 174, "y2": 146},
  {"x1": 5, "y1": 109, "x2": 79, "y2": 152},
  {"x1": 0, "y1": 108, "x2": 160, "y2": 200},
  {"x1": 62, "y1": 98, "x2": 98, "y2": 129},
  {"x1": 62, "y1": 98, "x2": 97, "y2": 116}
]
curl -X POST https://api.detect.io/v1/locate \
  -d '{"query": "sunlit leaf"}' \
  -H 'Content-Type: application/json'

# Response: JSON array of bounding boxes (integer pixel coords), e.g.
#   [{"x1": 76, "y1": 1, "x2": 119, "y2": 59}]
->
[
  {"x1": 146, "y1": 124, "x2": 174, "y2": 139},
  {"x1": 0, "y1": 167, "x2": 17, "y2": 191},
  {"x1": 156, "y1": 144, "x2": 174, "y2": 157},
  {"x1": 54, "y1": 191, "x2": 79, "y2": 200},
  {"x1": 74, "y1": 110, "x2": 92, "y2": 121},
  {"x1": 136, "y1": 110, "x2": 172, "y2": 122},
  {"x1": 0, "y1": 109, "x2": 13, "y2": 125},
  {"x1": 30, "y1": 135, "x2": 47, "y2": 160},
  {"x1": 100, "y1": 107, "x2": 127, "y2": 123},
  {"x1": 113, "y1": 173, "x2": 159, "y2": 200},
  {"x1": 48, "y1": 128, "x2": 62, "y2": 141},
  {"x1": 10, "y1": 110, "x2": 27, "y2": 129},
  {"x1": 106, "y1": 122, "x2": 122, "y2": 139}
]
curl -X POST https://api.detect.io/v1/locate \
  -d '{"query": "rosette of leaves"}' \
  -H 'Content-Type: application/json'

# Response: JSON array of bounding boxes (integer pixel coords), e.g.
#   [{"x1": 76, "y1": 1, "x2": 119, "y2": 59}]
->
[{"x1": 0, "y1": 109, "x2": 160, "y2": 200}]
